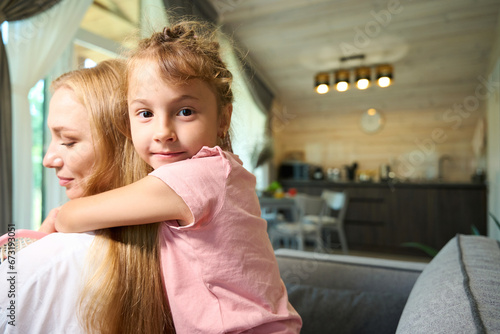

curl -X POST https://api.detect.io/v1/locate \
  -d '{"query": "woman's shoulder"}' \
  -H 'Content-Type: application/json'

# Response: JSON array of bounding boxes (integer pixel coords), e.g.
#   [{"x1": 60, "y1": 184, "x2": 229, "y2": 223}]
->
[
  {"x1": 0, "y1": 232, "x2": 93, "y2": 333},
  {"x1": 2, "y1": 232, "x2": 94, "y2": 278},
  {"x1": 24, "y1": 232, "x2": 95, "y2": 254}
]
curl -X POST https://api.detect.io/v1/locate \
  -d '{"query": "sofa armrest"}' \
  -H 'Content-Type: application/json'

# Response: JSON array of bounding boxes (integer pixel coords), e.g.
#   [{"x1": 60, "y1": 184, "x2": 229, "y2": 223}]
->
[{"x1": 396, "y1": 235, "x2": 500, "y2": 333}]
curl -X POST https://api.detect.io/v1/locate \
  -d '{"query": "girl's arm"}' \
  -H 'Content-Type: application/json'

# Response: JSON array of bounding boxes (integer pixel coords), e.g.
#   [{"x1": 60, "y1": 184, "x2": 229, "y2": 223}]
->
[{"x1": 55, "y1": 176, "x2": 193, "y2": 233}]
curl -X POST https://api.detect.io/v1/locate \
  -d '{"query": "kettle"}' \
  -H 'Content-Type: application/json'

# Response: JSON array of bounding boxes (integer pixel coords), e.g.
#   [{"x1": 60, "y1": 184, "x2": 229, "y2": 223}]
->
[{"x1": 312, "y1": 166, "x2": 324, "y2": 180}]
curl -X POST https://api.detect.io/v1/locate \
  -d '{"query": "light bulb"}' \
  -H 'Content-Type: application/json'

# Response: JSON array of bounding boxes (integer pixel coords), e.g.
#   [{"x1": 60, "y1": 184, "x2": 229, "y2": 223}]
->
[
  {"x1": 316, "y1": 84, "x2": 329, "y2": 94},
  {"x1": 336, "y1": 81, "x2": 349, "y2": 92},
  {"x1": 357, "y1": 78, "x2": 370, "y2": 90},
  {"x1": 335, "y1": 69, "x2": 350, "y2": 92},
  {"x1": 378, "y1": 76, "x2": 391, "y2": 88},
  {"x1": 314, "y1": 72, "x2": 330, "y2": 94},
  {"x1": 376, "y1": 64, "x2": 393, "y2": 88}
]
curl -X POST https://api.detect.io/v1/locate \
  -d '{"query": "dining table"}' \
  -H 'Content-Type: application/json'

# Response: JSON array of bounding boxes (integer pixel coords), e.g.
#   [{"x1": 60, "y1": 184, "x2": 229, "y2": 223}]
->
[{"x1": 258, "y1": 196, "x2": 298, "y2": 222}]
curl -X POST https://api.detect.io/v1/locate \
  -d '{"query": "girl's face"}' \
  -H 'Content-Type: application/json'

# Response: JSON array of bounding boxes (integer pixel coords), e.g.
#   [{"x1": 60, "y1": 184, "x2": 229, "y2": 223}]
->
[
  {"x1": 128, "y1": 60, "x2": 228, "y2": 169},
  {"x1": 43, "y1": 87, "x2": 96, "y2": 199}
]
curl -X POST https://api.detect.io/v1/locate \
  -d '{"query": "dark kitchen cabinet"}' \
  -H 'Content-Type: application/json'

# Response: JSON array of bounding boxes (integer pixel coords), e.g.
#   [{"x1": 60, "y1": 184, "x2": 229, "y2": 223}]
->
[{"x1": 280, "y1": 180, "x2": 487, "y2": 255}]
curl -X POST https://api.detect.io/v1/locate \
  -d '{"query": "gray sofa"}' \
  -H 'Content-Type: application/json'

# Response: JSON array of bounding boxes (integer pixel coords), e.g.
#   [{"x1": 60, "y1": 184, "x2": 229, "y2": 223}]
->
[{"x1": 275, "y1": 234, "x2": 500, "y2": 334}]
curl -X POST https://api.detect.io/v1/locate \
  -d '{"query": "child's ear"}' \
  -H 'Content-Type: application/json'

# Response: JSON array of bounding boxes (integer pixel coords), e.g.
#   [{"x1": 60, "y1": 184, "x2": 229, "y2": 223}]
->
[{"x1": 219, "y1": 104, "x2": 233, "y2": 135}]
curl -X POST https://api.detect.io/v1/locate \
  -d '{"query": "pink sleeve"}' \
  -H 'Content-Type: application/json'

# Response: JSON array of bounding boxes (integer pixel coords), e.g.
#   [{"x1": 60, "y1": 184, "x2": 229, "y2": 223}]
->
[{"x1": 149, "y1": 147, "x2": 231, "y2": 229}]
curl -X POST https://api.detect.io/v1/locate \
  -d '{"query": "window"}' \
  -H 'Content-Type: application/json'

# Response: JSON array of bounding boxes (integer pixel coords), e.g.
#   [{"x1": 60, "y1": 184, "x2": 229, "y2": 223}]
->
[
  {"x1": 84, "y1": 58, "x2": 97, "y2": 68},
  {"x1": 29, "y1": 80, "x2": 45, "y2": 229},
  {"x1": 1, "y1": 21, "x2": 8, "y2": 44}
]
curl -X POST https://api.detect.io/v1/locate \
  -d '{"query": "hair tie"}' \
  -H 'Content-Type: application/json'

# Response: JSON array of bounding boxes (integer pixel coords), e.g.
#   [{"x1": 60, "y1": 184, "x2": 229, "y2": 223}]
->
[
  {"x1": 162, "y1": 27, "x2": 171, "y2": 41},
  {"x1": 161, "y1": 26, "x2": 195, "y2": 43}
]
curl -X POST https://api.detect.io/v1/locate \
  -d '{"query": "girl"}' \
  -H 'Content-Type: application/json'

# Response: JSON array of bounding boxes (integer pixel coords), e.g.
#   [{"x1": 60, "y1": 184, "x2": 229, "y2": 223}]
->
[{"x1": 56, "y1": 21, "x2": 302, "y2": 333}]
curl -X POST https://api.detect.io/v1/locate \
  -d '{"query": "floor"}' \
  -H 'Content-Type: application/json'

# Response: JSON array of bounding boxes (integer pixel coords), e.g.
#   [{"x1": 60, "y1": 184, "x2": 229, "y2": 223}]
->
[
  {"x1": 278, "y1": 241, "x2": 432, "y2": 264},
  {"x1": 268, "y1": 223, "x2": 432, "y2": 264}
]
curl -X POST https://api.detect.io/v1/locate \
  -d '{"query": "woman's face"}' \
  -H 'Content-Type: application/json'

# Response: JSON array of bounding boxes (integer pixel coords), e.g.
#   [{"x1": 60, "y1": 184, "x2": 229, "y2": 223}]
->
[{"x1": 43, "y1": 86, "x2": 96, "y2": 199}]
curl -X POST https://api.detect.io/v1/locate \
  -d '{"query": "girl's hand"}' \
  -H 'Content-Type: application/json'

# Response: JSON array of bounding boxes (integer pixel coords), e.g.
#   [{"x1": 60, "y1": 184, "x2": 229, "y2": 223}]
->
[{"x1": 39, "y1": 208, "x2": 60, "y2": 233}]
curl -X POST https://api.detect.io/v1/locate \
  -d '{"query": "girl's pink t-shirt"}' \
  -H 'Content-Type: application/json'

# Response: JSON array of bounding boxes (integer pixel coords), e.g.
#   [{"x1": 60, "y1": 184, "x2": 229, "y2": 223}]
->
[{"x1": 150, "y1": 146, "x2": 302, "y2": 333}]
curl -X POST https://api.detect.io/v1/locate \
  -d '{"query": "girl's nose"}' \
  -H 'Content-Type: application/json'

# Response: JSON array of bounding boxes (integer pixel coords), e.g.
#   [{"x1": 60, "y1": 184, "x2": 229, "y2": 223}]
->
[
  {"x1": 43, "y1": 145, "x2": 63, "y2": 169},
  {"x1": 153, "y1": 123, "x2": 176, "y2": 142}
]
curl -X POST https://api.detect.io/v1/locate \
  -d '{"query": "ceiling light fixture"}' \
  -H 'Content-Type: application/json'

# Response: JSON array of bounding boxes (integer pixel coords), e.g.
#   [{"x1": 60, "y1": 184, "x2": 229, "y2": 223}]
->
[
  {"x1": 376, "y1": 64, "x2": 393, "y2": 88},
  {"x1": 315, "y1": 72, "x2": 330, "y2": 94},
  {"x1": 355, "y1": 66, "x2": 371, "y2": 90},
  {"x1": 313, "y1": 55, "x2": 394, "y2": 93}
]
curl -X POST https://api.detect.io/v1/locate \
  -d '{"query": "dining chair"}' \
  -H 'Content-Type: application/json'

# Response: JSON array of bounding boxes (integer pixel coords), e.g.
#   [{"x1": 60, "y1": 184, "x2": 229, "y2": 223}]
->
[
  {"x1": 303, "y1": 190, "x2": 349, "y2": 253},
  {"x1": 261, "y1": 206, "x2": 284, "y2": 234},
  {"x1": 269, "y1": 193, "x2": 324, "y2": 251}
]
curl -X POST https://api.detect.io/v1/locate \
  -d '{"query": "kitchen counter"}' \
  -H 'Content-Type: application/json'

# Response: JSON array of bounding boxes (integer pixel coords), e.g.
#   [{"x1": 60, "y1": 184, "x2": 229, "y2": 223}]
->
[{"x1": 280, "y1": 179, "x2": 487, "y2": 255}]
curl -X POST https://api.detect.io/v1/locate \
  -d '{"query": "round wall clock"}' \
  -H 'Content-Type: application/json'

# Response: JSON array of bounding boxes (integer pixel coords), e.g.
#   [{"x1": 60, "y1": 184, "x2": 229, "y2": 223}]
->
[{"x1": 360, "y1": 108, "x2": 384, "y2": 134}]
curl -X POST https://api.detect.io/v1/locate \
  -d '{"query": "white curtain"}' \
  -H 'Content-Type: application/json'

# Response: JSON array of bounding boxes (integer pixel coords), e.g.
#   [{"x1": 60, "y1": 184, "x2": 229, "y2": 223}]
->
[
  {"x1": 6, "y1": 0, "x2": 92, "y2": 229},
  {"x1": 219, "y1": 35, "x2": 269, "y2": 190}
]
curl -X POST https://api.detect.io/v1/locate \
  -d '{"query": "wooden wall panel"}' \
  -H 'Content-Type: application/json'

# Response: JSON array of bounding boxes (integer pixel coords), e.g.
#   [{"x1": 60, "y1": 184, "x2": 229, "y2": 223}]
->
[{"x1": 273, "y1": 105, "x2": 485, "y2": 182}]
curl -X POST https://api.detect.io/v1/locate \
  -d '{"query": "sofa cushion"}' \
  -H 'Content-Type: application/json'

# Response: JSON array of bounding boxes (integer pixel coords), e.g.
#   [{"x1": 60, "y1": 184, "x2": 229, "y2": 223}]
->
[
  {"x1": 396, "y1": 234, "x2": 500, "y2": 333},
  {"x1": 287, "y1": 283, "x2": 408, "y2": 334}
]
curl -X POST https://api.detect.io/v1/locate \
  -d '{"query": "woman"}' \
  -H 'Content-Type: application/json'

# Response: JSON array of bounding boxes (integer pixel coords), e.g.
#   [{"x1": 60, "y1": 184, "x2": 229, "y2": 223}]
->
[{"x1": 0, "y1": 60, "x2": 173, "y2": 333}]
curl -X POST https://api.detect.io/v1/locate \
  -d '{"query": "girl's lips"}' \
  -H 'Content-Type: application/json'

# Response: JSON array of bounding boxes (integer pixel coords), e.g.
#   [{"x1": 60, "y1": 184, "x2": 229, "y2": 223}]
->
[
  {"x1": 153, "y1": 152, "x2": 184, "y2": 158},
  {"x1": 150, "y1": 152, "x2": 187, "y2": 167}
]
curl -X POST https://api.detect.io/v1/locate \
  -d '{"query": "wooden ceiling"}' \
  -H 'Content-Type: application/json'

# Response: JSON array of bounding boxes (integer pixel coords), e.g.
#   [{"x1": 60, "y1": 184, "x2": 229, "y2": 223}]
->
[
  {"x1": 209, "y1": 0, "x2": 500, "y2": 115},
  {"x1": 77, "y1": 0, "x2": 140, "y2": 64},
  {"x1": 79, "y1": 0, "x2": 500, "y2": 116},
  {"x1": 81, "y1": 0, "x2": 140, "y2": 46}
]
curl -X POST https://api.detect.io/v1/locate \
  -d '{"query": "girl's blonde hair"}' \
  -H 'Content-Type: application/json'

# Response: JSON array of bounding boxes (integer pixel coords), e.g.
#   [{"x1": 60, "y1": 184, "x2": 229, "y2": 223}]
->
[
  {"x1": 51, "y1": 60, "x2": 173, "y2": 333},
  {"x1": 126, "y1": 20, "x2": 234, "y2": 151}
]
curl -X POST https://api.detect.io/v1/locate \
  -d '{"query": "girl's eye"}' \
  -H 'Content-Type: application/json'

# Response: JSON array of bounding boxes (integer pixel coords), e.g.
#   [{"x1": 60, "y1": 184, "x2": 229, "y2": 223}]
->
[
  {"x1": 139, "y1": 110, "x2": 154, "y2": 118},
  {"x1": 178, "y1": 109, "x2": 194, "y2": 117},
  {"x1": 61, "y1": 142, "x2": 76, "y2": 148}
]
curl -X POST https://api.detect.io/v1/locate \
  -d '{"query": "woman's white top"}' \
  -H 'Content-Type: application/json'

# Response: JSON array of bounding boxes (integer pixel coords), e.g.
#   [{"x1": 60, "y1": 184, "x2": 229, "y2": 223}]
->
[{"x1": 0, "y1": 232, "x2": 95, "y2": 333}]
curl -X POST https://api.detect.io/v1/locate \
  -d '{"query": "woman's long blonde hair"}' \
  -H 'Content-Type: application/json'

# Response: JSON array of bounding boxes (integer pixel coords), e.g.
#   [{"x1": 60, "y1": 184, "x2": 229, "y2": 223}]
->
[{"x1": 51, "y1": 60, "x2": 173, "y2": 333}]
